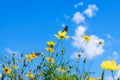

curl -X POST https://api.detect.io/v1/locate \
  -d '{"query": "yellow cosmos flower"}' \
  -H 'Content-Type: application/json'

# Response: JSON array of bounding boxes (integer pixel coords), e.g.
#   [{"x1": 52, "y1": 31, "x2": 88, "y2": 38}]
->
[
  {"x1": 46, "y1": 48, "x2": 54, "y2": 53},
  {"x1": 88, "y1": 77, "x2": 96, "y2": 80},
  {"x1": 26, "y1": 71, "x2": 35, "y2": 79},
  {"x1": 84, "y1": 35, "x2": 91, "y2": 42},
  {"x1": 26, "y1": 55, "x2": 34, "y2": 59},
  {"x1": 39, "y1": 72, "x2": 44, "y2": 76},
  {"x1": 47, "y1": 41, "x2": 55, "y2": 48},
  {"x1": 57, "y1": 68, "x2": 67, "y2": 72},
  {"x1": 97, "y1": 78, "x2": 101, "y2": 80},
  {"x1": 54, "y1": 31, "x2": 70, "y2": 39},
  {"x1": 46, "y1": 57, "x2": 55, "y2": 63},
  {"x1": 25, "y1": 52, "x2": 38, "y2": 59},
  {"x1": 3, "y1": 67, "x2": 11, "y2": 74},
  {"x1": 101, "y1": 60, "x2": 120, "y2": 70}
]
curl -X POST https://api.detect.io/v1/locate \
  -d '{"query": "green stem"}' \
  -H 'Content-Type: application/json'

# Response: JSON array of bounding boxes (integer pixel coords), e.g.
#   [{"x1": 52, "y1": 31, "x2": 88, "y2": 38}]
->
[
  {"x1": 80, "y1": 63, "x2": 85, "y2": 80},
  {"x1": 111, "y1": 70, "x2": 115, "y2": 80},
  {"x1": 87, "y1": 45, "x2": 99, "y2": 72},
  {"x1": 52, "y1": 40, "x2": 61, "y2": 57},
  {"x1": 78, "y1": 40, "x2": 85, "y2": 53}
]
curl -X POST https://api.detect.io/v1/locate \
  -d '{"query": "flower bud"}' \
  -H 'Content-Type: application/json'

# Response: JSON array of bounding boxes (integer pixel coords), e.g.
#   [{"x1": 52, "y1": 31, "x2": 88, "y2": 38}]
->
[{"x1": 84, "y1": 58, "x2": 86, "y2": 63}]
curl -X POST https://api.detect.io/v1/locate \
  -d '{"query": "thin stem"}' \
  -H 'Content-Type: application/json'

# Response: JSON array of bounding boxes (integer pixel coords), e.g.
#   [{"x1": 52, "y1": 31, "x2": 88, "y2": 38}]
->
[
  {"x1": 87, "y1": 45, "x2": 99, "y2": 72},
  {"x1": 80, "y1": 63, "x2": 85, "y2": 80},
  {"x1": 78, "y1": 40, "x2": 85, "y2": 53},
  {"x1": 111, "y1": 70, "x2": 115, "y2": 80},
  {"x1": 52, "y1": 40, "x2": 61, "y2": 57}
]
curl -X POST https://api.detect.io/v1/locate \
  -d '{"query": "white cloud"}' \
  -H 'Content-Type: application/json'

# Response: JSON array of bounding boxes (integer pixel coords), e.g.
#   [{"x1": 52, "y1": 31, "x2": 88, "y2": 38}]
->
[
  {"x1": 5, "y1": 48, "x2": 21, "y2": 54},
  {"x1": 107, "y1": 51, "x2": 119, "y2": 60},
  {"x1": 72, "y1": 26, "x2": 104, "y2": 59},
  {"x1": 61, "y1": 23, "x2": 65, "y2": 27},
  {"x1": 106, "y1": 70, "x2": 120, "y2": 80},
  {"x1": 72, "y1": 26, "x2": 87, "y2": 49},
  {"x1": 105, "y1": 34, "x2": 112, "y2": 39},
  {"x1": 84, "y1": 4, "x2": 99, "y2": 18},
  {"x1": 64, "y1": 14, "x2": 70, "y2": 20},
  {"x1": 74, "y1": 2, "x2": 84, "y2": 8},
  {"x1": 113, "y1": 51, "x2": 119, "y2": 60},
  {"x1": 72, "y1": 12, "x2": 85, "y2": 24}
]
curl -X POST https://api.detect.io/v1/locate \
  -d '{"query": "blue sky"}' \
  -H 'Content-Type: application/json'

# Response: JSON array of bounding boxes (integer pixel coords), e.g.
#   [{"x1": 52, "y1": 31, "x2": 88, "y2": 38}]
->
[{"x1": 0, "y1": 0, "x2": 120, "y2": 79}]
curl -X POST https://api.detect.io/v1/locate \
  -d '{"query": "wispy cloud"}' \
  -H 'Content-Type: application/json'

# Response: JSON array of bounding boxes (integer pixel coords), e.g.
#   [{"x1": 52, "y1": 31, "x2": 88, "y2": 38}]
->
[
  {"x1": 108, "y1": 51, "x2": 119, "y2": 60},
  {"x1": 72, "y1": 12, "x2": 85, "y2": 24},
  {"x1": 72, "y1": 26, "x2": 104, "y2": 59},
  {"x1": 84, "y1": 4, "x2": 99, "y2": 18},
  {"x1": 64, "y1": 14, "x2": 70, "y2": 20},
  {"x1": 113, "y1": 51, "x2": 119, "y2": 60},
  {"x1": 105, "y1": 34, "x2": 112, "y2": 39},
  {"x1": 74, "y1": 2, "x2": 84, "y2": 8},
  {"x1": 5, "y1": 48, "x2": 21, "y2": 54},
  {"x1": 61, "y1": 23, "x2": 65, "y2": 27}
]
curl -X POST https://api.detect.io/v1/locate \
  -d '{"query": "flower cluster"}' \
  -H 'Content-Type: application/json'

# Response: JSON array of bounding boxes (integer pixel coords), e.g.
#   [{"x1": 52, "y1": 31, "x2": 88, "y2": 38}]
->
[{"x1": 0, "y1": 26, "x2": 119, "y2": 80}]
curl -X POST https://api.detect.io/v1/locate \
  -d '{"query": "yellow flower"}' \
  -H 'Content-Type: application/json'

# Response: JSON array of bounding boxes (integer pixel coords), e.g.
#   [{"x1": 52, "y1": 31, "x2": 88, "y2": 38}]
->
[
  {"x1": 46, "y1": 57, "x2": 55, "y2": 63},
  {"x1": 97, "y1": 77, "x2": 101, "y2": 80},
  {"x1": 54, "y1": 31, "x2": 70, "y2": 39},
  {"x1": 39, "y1": 72, "x2": 44, "y2": 76},
  {"x1": 47, "y1": 41, "x2": 55, "y2": 48},
  {"x1": 3, "y1": 67, "x2": 11, "y2": 74},
  {"x1": 26, "y1": 71, "x2": 35, "y2": 79},
  {"x1": 88, "y1": 77, "x2": 96, "y2": 80},
  {"x1": 11, "y1": 65, "x2": 18, "y2": 69},
  {"x1": 84, "y1": 35, "x2": 91, "y2": 42},
  {"x1": 101, "y1": 60, "x2": 120, "y2": 70},
  {"x1": 57, "y1": 68, "x2": 67, "y2": 72},
  {"x1": 0, "y1": 73, "x2": 2, "y2": 77},
  {"x1": 26, "y1": 55, "x2": 34, "y2": 59},
  {"x1": 46, "y1": 48, "x2": 54, "y2": 53},
  {"x1": 25, "y1": 52, "x2": 38, "y2": 59}
]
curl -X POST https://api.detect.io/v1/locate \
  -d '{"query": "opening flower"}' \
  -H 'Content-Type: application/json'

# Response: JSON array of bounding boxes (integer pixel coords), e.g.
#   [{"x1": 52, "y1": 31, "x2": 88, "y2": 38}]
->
[
  {"x1": 47, "y1": 41, "x2": 55, "y2": 48},
  {"x1": 25, "y1": 52, "x2": 38, "y2": 60},
  {"x1": 54, "y1": 31, "x2": 70, "y2": 39},
  {"x1": 57, "y1": 68, "x2": 67, "y2": 72},
  {"x1": 101, "y1": 60, "x2": 120, "y2": 70},
  {"x1": 3, "y1": 67, "x2": 11, "y2": 74},
  {"x1": 26, "y1": 71, "x2": 35, "y2": 79},
  {"x1": 46, "y1": 48, "x2": 54, "y2": 53},
  {"x1": 88, "y1": 77, "x2": 96, "y2": 80},
  {"x1": 84, "y1": 35, "x2": 91, "y2": 42},
  {"x1": 46, "y1": 57, "x2": 55, "y2": 63},
  {"x1": 97, "y1": 77, "x2": 101, "y2": 80}
]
